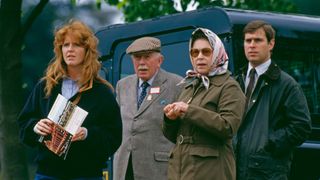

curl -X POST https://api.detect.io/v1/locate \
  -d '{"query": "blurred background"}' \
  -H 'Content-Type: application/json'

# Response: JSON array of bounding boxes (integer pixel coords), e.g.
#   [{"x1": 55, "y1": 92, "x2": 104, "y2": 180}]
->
[{"x1": 1, "y1": 0, "x2": 320, "y2": 179}]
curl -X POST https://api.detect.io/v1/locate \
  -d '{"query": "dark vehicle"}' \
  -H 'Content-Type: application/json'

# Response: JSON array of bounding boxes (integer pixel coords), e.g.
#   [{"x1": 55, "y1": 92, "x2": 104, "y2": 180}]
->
[{"x1": 96, "y1": 7, "x2": 320, "y2": 180}]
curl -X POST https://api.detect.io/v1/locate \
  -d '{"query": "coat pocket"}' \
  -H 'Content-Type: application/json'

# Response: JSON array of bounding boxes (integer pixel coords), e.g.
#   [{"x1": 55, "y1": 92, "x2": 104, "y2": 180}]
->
[
  {"x1": 188, "y1": 146, "x2": 221, "y2": 180},
  {"x1": 247, "y1": 154, "x2": 289, "y2": 180},
  {"x1": 154, "y1": 151, "x2": 170, "y2": 162},
  {"x1": 189, "y1": 145, "x2": 219, "y2": 157}
]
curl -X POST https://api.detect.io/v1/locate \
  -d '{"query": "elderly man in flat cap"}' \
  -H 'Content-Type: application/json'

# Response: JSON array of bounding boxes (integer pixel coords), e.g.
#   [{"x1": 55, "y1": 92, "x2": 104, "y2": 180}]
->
[{"x1": 113, "y1": 37, "x2": 183, "y2": 180}]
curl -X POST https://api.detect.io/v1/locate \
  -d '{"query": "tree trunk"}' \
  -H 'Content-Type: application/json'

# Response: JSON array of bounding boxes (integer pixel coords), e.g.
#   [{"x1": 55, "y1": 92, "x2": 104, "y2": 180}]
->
[{"x1": 0, "y1": 0, "x2": 29, "y2": 179}]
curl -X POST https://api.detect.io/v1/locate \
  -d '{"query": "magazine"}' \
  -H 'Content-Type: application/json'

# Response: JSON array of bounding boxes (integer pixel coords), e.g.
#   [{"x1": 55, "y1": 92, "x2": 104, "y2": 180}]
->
[{"x1": 39, "y1": 94, "x2": 88, "y2": 159}]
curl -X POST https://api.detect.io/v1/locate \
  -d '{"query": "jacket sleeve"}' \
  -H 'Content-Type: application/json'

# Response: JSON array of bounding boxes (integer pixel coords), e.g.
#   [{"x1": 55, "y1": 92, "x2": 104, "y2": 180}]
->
[
  {"x1": 162, "y1": 115, "x2": 180, "y2": 143},
  {"x1": 162, "y1": 75, "x2": 183, "y2": 143},
  {"x1": 181, "y1": 81, "x2": 246, "y2": 140},
  {"x1": 18, "y1": 81, "x2": 45, "y2": 147},
  {"x1": 267, "y1": 83, "x2": 311, "y2": 156}
]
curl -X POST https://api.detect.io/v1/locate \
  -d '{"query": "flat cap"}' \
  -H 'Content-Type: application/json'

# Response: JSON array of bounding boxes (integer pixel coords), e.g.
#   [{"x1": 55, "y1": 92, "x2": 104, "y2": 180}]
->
[{"x1": 126, "y1": 37, "x2": 161, "y2": 54}]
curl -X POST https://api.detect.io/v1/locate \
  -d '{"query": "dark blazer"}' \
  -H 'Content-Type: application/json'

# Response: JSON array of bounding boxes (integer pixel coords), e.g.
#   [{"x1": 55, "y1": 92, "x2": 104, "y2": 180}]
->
[
  {"x1": 113, "y1": 69, "x2": 182, "y2": 180},
  {"x1": 18, "y1": 80, "x2": 122, "y2": 178}
]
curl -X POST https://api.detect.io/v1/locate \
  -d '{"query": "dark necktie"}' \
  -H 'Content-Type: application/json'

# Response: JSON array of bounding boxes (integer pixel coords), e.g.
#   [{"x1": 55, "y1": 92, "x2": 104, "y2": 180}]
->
[
  {"x1": 245, "y1": 68, "x2": 256, "y2": 108},
  {"x1": 137, "y1": 82, "x2": 149, "y2": 109}
]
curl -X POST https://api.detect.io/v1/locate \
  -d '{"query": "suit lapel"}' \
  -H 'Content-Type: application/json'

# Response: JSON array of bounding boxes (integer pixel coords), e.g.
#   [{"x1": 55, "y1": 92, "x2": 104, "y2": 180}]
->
[{"x1": 124, "y1": 76, "x2": 139, "y2": 114}]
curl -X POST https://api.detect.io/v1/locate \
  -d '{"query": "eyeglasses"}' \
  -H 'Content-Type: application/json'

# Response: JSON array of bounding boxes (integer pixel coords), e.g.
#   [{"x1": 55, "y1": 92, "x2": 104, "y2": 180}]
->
[{"x1": 189, "y1": 48, "x2": 213, "y2": 58}]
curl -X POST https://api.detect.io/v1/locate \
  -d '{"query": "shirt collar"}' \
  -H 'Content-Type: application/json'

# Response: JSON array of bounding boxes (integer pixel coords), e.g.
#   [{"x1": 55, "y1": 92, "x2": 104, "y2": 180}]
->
[
  {"x1": 138, "y1": 70, "x2": 158, "y2": 87},
  {"x1": 247, "y1": 59, "x2": 271, "y2": 77}
]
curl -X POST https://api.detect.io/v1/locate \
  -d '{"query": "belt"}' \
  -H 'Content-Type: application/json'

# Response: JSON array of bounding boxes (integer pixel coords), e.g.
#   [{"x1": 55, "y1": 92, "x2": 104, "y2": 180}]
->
[{"x1": 177, "y1": 135, "x2": 194, "y2": 145}]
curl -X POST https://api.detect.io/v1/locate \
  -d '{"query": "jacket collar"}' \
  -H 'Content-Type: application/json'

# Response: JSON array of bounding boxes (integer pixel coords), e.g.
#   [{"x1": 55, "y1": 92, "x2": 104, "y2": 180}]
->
[
  {"x1": 263, "y1": 62, "x2": 281, "y2": 81},
  {"x1": 239, "y1": 61, "x2": 280, "y2": 82}
]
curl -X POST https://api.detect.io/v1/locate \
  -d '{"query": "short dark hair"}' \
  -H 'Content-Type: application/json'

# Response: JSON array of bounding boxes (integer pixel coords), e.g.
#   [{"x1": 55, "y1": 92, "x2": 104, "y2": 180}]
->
[
  {"x1": 243, "y1": 20, "x2": 275, "y2": 42},
  {"x1": 191, "y1": 29, "x2": 208, "y2": 47}
]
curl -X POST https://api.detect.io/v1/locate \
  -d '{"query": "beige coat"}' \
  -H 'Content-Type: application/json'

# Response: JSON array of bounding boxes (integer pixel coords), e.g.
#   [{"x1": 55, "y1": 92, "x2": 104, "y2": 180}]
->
[{"x1": 163, "y1": 72, "x2": 245, "y2": 180}]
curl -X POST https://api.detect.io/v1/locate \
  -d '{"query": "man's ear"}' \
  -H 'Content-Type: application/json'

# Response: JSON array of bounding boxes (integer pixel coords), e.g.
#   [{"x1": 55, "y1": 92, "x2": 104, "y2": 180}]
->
[
  {"x1": 269, "y1": 38, "x2": 275, "y2": 51},
  {"x1": 158, "y1": 54, "x2": 164, "y2": 64}
]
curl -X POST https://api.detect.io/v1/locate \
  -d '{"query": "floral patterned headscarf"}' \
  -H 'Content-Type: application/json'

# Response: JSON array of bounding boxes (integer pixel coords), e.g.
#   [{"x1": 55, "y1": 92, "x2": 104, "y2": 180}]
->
[{"x1": 183, "y1": 28, "x2": 229, "y2": 89}]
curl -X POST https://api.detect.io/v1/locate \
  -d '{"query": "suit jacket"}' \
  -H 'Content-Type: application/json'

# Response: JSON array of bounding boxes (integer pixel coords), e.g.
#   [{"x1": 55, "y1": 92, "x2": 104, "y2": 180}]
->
[{"x1": 113, "y1": 69, "x2": 183, "y2": 180}]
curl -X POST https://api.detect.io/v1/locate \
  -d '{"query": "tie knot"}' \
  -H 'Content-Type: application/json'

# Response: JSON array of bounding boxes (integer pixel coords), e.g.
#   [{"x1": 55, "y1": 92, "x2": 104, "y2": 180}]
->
[
  {"x1": 249, "y1": 68, "x2": 256, "y2": 77},
  {"x1": 141, "y1": 81, "x2": 149, "y2": 89}
]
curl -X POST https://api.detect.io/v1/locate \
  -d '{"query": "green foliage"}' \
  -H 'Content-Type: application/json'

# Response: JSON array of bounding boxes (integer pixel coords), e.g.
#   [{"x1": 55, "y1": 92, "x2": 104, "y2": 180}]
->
[
  {"x1": 71, "y1": 0, "x2": 76, "y2": 6},
  {"x1": 196, "y1": 0, "x2": 224, "y2": 9},
  {"x1": 105, "y1": 0, "x2": 225, "y2": 22},
  {"x1": 108, "y1": 0, "x2": 120, "y2": 5},
  {"x1": 107, "y1": 0, "x2": 177, "y2": 22},
  {"x1": 106, "y1": 0, "x2": 298, "y2": 22},
  {"x1": 96, "y1": 0, "x2": 102, "y2": 9},
  {"x1": 227, "y1": 0, "x2": 298, "y2": 13}
]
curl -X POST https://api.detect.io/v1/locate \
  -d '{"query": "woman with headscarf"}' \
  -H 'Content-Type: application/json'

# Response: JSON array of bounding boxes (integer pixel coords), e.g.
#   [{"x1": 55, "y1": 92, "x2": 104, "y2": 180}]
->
[{"x1": 162, "y1": 28, "x2": 246, "y2": 180}]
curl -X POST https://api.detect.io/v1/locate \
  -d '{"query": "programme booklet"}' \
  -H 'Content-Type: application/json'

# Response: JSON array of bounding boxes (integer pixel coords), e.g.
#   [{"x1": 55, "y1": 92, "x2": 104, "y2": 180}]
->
[{"x1": 39, "y1": 94, "x2": 88, "y2": 159}]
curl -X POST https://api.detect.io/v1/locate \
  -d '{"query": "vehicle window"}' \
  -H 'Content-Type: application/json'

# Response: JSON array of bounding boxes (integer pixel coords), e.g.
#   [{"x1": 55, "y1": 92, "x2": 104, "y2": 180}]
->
[
  {"x1": 274, "y1": 51, "x2": 320, "y2": 116},
  {"x1": 120, "y1": 54, "x2": 133, "y2": 79},
  {"x1": 161, "y1": 42, "x2": 192, "y2": 77}
]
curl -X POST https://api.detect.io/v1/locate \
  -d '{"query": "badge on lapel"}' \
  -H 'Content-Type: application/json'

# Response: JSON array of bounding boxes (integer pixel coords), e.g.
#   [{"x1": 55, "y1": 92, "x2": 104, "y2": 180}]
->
[
  {"x1": 148, "y1": 87, "x2": 160, "y2": 101},
  {"x1": 150, "y1": 87, "x2": 160, "y2": 94}
]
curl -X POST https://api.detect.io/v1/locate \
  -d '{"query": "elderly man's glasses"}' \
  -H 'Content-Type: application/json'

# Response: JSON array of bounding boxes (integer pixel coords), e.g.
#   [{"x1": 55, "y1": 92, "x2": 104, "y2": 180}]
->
[{"x1": 190, "y1": 48, "x2": 213, "y2": 58}]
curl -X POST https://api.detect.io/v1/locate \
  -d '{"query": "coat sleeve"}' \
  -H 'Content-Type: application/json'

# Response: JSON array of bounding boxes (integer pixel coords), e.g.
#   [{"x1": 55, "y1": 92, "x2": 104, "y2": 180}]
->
[
  {"x1": 181, "y1": 81, "x2": 246, "y2": 140},
  {"x1": 18, "y1": 81, "x2": 45, "y2": 147},
  {"x1": 267, "y1": 83, "x2": 311, "y2": 157},
  {"x1": 162, "y1": 115, "x2": 180, "y2": 143},
  {"x1": 162, "y1": 74, "x2": 184, "y2": 143}
]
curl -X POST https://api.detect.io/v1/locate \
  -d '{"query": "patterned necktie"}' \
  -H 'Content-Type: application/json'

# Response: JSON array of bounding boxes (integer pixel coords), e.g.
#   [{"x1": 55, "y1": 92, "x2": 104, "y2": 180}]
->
[
  {"x1": 137, "y1": 82, "x2": 149, "y2": 109},
  {"x1": 245, "y1": 68, "x2": 256, "y2": 108}
]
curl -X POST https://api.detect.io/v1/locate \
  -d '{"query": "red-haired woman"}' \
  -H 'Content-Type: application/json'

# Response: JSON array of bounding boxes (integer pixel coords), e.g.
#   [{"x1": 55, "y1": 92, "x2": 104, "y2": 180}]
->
[{"x1": 18, "y1": 20, "x2": 122, "y2": 180}]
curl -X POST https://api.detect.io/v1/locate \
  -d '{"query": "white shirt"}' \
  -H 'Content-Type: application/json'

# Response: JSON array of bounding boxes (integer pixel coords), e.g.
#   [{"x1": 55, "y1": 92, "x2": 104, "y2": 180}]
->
[{"x1": 61, "y1": 77, "x2": 79, "y2": 100}]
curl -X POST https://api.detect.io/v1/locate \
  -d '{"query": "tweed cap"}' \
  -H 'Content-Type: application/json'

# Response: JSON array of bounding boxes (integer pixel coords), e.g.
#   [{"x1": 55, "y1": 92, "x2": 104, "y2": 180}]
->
[{"x1": 126, "y1": 37, "x2": 161, "y2": 54}]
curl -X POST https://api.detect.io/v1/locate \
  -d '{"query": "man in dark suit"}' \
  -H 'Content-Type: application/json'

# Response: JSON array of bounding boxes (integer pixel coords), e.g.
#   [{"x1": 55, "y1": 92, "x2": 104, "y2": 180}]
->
[{"x1": 113, "y1": 37, "x2": 183, "y2": 180}]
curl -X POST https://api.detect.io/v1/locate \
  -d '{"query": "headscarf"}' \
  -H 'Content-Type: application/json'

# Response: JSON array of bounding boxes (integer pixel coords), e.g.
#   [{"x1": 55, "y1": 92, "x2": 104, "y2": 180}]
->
[{"x1": 179, "y1": 28, "x2": 229, "y2": 89}]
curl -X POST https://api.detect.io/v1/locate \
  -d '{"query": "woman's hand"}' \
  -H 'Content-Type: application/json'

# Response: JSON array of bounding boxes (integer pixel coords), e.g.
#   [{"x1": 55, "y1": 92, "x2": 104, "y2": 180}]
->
[
  {"x1": 33, "y1": 118, "x2": 53, "y2": 136},
  {"x1": 72, "y1": 127, "x2": 88, "y2": 142},
  {"x1": 164, "y1": 101, "x2": 188, "y2": 120}
]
